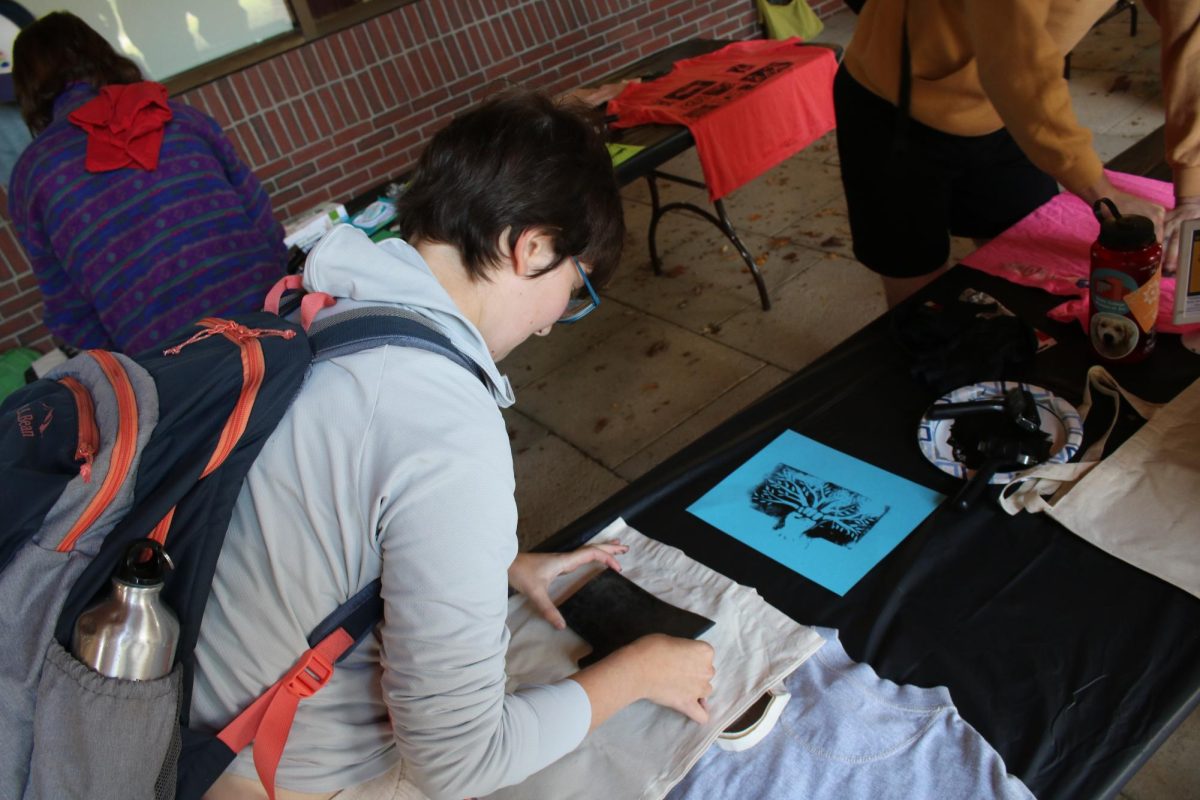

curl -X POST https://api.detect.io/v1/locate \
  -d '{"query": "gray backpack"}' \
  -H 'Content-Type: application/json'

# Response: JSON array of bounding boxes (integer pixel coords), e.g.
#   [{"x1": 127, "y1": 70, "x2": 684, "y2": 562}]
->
[{"x1": 0, "y1": 300, "x2": 483, "y2": 800}]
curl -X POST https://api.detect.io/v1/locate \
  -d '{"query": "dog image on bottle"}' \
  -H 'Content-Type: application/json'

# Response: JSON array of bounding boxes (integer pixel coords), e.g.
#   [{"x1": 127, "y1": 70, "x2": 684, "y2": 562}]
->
[{"x1": 1091, "y1": 312, "x2": 1139, "y2": 360}]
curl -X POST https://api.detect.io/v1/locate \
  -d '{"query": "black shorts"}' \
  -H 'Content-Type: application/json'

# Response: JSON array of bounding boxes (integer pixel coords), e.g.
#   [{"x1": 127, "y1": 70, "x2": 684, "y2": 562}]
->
[{"x1": 834, "y1": 65, "x2": 1058, "y2": 278}]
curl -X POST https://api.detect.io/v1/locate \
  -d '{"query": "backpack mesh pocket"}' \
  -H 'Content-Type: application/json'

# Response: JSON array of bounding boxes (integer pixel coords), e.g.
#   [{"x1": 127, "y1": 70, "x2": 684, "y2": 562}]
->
[{"x1": 25, "y1": 640, "x2": 183, "y2": 800}]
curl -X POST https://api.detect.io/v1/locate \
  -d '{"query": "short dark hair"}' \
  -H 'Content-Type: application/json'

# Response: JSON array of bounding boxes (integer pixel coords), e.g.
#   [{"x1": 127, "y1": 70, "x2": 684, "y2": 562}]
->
[
  {"x1": 13, "y1": 12, "x2": 143, "y2": 135},
  {"x1": 396, "y1": 91, "x2": 624, "y2": 287}
]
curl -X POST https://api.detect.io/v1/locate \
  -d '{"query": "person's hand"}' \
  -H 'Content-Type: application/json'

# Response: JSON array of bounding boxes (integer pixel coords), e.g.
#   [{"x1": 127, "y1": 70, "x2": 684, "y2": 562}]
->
[
  {"x1": 570, "y1": 632, "x2": 715, "y2": 729},
  {"x1": 1162, "y1": 196, "x2": 1200, "y2": 276},
  {"x1": 507, "y1": 543, "x2": 628, "y2": 629},
  {"x1": 1079, "y1": 176, "x2": 1167, "y2": 242},
  {"x1": 614, "y1": 633, "x2": 716, "y2": 724},
  {"x1": 1111, "y1": 189, "x2": 1166, "y2": 240},
  {"x1": 1093, "y1": 187, "x2": 1166, "y2": 238}
]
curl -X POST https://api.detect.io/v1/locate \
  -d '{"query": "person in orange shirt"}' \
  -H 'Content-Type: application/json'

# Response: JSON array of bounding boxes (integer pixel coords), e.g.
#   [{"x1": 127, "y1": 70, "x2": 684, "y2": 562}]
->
[{"x1": 835, "y1": 0, "x2": 1199, "y2": 306}]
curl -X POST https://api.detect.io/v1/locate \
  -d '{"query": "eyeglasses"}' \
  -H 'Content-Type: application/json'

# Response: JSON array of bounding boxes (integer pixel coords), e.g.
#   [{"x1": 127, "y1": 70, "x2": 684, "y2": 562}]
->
[{"x1": 558, "y1": 256, "x2": 600, "y2": 324}]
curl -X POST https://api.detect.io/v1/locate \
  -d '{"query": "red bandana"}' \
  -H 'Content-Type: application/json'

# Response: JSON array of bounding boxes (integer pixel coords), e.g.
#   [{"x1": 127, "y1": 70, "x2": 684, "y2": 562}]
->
[{"x1": 68, "y1": 81, "x2": 173, "y2": 173}]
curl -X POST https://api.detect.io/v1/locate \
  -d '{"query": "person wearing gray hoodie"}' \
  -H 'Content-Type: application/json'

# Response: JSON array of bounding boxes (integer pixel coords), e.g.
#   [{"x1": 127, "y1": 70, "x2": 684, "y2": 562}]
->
[{"x1": 191, "y1": 92, "x2": 716, "y2": 800}]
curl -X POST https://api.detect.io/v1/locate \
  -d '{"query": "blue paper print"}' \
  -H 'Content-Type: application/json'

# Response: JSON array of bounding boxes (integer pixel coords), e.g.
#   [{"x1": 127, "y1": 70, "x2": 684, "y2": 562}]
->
[{"x1": 687, "y1": 431, "x2": 942, "y2": 595}]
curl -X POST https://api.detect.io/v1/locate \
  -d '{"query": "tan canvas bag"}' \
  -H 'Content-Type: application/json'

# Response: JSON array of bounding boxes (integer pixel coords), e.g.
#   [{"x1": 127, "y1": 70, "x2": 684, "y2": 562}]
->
[
  {"x1": 1001, "y1": 366, "x2": 1200, "y2": 599},
  {"x1": 488, "y1": 518, "x2": 824, "y2": 800}
]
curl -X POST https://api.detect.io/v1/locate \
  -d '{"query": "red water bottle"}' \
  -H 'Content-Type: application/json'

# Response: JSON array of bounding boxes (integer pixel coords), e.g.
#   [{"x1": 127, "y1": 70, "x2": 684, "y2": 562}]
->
[{"x1": 1089, "y1": 198, "x2": 1161, "y2": 364}]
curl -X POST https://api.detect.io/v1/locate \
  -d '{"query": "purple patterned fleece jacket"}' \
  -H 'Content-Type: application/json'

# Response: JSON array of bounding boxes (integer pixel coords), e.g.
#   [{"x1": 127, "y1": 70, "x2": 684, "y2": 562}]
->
[{"x1": 9, "y1": 83, "x2": 286, "y2": 354}]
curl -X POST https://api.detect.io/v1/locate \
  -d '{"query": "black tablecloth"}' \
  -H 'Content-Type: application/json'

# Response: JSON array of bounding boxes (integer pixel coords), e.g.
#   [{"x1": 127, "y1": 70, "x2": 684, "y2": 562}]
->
[{"x1": 540, "y1": 265, "x2": 1200, "y2": 800}]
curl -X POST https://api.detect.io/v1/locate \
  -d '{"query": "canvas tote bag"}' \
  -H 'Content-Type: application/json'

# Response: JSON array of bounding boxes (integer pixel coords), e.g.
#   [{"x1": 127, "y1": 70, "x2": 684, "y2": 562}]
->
[
  {"x1": 1000, "y1": 366, "x2": 1200, "y2": 599},
  {"x1": 487, "y1": 518, "x2": 825, "y2": 800}
]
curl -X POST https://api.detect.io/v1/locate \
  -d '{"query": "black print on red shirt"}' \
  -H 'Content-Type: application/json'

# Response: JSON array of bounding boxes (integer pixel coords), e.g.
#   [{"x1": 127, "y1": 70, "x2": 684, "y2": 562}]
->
[
  {"x1": 664, "y1": 80, "x2": 718, "y2": 101},
  {"x1": 739, "y1": 61, "x2": 793, "y2": 85}
]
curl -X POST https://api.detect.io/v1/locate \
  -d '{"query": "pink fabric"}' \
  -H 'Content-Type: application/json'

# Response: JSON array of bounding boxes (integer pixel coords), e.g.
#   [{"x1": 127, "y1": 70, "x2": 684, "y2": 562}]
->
[
  {"x1": 963, "y1": 170, "x2": 1200, "y2": 334},
  {"x1": 608, "y1": 40, "x2": 837, "y2": 201}
]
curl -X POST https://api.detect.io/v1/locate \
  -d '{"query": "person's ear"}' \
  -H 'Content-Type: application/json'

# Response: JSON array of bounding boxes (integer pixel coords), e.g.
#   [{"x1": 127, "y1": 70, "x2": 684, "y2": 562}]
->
[{"x1": 508, "y1": 227, "x2": 559, "y2": 277}]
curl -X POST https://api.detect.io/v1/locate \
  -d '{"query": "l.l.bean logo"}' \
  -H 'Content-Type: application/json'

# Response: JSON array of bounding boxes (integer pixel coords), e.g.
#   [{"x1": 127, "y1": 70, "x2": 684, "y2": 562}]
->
[
  {"x1": 15, "y1": 404, "x2": 34, "y2": 438},
  {"x1": 13, "y1": 402, "x2": 53, "y2": 438}
]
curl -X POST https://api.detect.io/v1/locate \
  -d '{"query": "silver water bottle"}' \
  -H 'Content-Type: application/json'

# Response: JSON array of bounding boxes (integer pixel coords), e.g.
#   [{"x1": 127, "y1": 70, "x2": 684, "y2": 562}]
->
[{"x1": 72, "y1": 538, "x2": 179, "y2": 680}]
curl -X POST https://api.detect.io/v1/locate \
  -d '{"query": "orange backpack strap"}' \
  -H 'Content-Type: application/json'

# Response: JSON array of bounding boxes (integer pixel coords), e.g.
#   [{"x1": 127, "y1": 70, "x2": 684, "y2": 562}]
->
[
  {"x1": 215, "y1": 578, "x2": 385, "y2": 799},
  {"x1": 216, "y1": 628, "x2": 355, "y2": 800},
  {"x1": 263, "y1": 275, "x2": 336, "y2": 332},
  {"x1": 263, "y1": 275, "x2": 304, "y2": 315}
]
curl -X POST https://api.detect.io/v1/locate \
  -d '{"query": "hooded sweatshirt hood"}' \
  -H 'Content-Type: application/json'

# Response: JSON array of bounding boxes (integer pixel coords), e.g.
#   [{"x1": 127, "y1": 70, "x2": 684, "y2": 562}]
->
[{"x1": 302, "y1": 224, "x2": 515, "y2": 407}]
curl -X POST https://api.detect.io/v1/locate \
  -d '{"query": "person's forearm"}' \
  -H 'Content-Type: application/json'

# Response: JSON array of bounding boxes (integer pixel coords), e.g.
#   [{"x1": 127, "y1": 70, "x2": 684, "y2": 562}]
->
[
  {"x1": 1074, "y1": 173, "x2": 1166, "y2": 246},
  {"x1": 568, "y1": 646, "x2": 645, "y2": 732},
  {"x1": 569, "y1": 634, "x2": 714, "y2": 731},
  {"x1": 1075, "y1": 178, "x2": 1112, "y2": 205},
  {"x1": 1140, "y1": 0, "x2": 1200, "y2": 197},
  {"x1": 19, "y1": 229, "x2": 112, "y2": 348}
]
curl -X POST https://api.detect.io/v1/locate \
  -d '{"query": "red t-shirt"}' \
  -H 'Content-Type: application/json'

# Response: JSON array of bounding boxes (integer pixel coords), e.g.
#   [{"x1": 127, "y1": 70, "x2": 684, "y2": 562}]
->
[{"x1": 609, "y1": 40, "x2": 838, "y2": 201}]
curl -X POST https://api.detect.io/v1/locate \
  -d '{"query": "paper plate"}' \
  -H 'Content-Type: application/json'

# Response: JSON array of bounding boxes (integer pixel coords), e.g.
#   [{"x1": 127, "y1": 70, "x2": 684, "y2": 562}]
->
[{"x1": 917, "y1": 382, "x2": 1084, "y2": 483}]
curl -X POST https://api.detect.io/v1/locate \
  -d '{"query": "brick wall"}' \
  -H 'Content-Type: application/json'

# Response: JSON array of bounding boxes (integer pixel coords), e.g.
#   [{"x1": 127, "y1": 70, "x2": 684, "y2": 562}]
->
[{"x1": 0, "y1": 0, "x2": 846, "y2": 354}]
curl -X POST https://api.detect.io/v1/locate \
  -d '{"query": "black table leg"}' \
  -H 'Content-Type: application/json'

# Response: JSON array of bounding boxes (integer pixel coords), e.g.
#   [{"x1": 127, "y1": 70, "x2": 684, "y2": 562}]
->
[{"x1": 644, "y1": 170, "x2": 772, "y2": 311}]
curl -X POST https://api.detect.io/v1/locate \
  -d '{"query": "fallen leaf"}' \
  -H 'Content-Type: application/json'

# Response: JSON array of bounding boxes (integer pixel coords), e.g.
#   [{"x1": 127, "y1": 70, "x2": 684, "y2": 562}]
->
[
  {"x1": 593, "y1": 418, "x2": 609, "y2": 433},
  {"x1": 665, "y1": 265, "x2": 688, "y2": 277},
  {"x1": 1109, "y1": 74, "x2": 1132, "y2": 93},
  {"x1": 755, "y1": 254, "x2": 769, "y2": 266},
  {"x1": 641, "y1": 382, "x2": 659, "y2": 392},
  {"x1": 820, "y1": 236, "x2": 845, "y2": 249},
  {"x1": 783, "y1": 252, "x2": 799, "y2": 262},
  {"x1": 645, "y1": 340, "x2": 669, "y2": 357}
]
